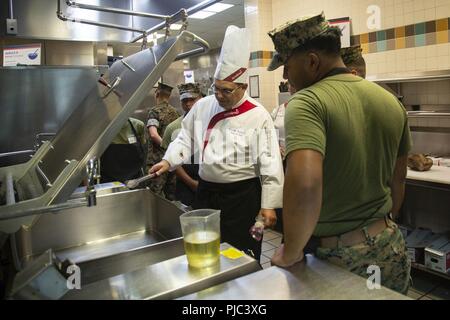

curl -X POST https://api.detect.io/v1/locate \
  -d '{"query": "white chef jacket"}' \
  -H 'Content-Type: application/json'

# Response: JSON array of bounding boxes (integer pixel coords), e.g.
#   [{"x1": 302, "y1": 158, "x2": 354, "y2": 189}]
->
[
  {"x1": 271, "y1": 103, "x2": 287, "y2": 149},
  {"x1": 163, "y1": 93, "x2": 284, "y2": 209}
]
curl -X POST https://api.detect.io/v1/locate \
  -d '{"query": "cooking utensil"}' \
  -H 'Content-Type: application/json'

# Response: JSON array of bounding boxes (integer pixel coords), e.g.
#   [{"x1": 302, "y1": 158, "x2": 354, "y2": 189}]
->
[
  {"x1": 125, "y1": 173, "x2": 156, "y2": 189},
  {"x1": 28, "y1": 49, "x2": 39, "y2": 60}
]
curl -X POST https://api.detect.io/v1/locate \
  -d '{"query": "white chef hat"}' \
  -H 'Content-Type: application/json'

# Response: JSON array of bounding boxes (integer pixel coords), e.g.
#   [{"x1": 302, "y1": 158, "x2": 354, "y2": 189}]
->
[{"x1": 214, "y1": 25, "x2": 250, "y2": 83}]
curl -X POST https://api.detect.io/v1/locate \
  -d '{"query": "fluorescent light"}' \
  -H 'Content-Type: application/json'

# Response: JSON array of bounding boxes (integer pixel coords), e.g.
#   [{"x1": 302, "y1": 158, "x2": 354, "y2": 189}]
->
[
  {"x1": 189, "y1": 10, "x2": 216, "y2": 19},
  {"x1": 205, "y1": 3, "x2": 234, "y2": 13},
  {"x1": 189, "y1": 3, "x2": 234, "y2": 20},
  {"x1": 170, "y1": 24, "x2": 183, "y2": 30}
]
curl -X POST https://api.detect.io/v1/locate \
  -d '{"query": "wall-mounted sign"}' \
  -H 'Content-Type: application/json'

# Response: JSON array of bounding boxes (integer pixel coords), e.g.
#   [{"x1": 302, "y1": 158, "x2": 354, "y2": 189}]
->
[
  {"x1": 328, "y1": 17, "x2": 351, "y2": 48},
  {"x1": 249, "y1": 75, "x2": 260, "y2": 99},
  {"x1": 184, "y1": 70, "x2": 195, "y2": 84},
  {"x1": 3, "y1": 43, "x2": 42, "y2": 67}
]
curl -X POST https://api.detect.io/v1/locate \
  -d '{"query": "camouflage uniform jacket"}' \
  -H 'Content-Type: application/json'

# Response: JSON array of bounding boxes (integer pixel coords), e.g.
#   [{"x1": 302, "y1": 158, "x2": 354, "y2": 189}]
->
[{"x1": 146, "y1": 102, "x2": 179, "y2": 167}]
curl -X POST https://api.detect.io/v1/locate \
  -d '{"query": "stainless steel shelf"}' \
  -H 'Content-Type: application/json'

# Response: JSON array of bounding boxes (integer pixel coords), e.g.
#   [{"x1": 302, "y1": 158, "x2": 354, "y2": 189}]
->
[{"x1": 368, "y1": 70, "x2": 450, "y2": 83}]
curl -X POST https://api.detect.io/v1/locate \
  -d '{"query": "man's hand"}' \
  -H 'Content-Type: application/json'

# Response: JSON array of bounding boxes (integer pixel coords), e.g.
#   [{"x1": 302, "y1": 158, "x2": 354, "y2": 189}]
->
[
  {"x1": 149, "y1": 160, "x2": 170, "y2": 177},
  {"x1": 260, "y1": 208, "x2": 277, "y2": 229},
  {"x1": 271, "y1": 244, "x2": 304, "y2": 268}
]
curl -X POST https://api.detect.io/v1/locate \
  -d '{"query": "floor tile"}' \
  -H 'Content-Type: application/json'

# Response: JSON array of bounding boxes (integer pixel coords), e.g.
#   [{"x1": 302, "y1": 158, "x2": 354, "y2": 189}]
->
[
  {"x1": 271, "y1": 230, "x2": 282, "y2": 237},
  {"x1": 406, "y1": 289, "x2": 423, "y2": 299},
  {"x1": 261, "y1": 241, "x2": 276, "y2": 252},
  {"x1": 427, "y1": 284, "x2": 450, "y2": 300},
  {"x1": 260, "y1": 254, "x2": 270, "y2": 264},
  {"x1": 263, "y1": 248, "x2": 276, "y2": 259},
  {"x1": 261, "y1": 262, "x2": 271, "y2": 269},
  {"x1": 267, "y1": 237, "x2": 282, "y2": 247},
  {"x1": 262, "y1": 231, "x2": 279, "y2": 241},
  {"x1": 410, "y1": 270, "x2": 441, "y2": 294}
]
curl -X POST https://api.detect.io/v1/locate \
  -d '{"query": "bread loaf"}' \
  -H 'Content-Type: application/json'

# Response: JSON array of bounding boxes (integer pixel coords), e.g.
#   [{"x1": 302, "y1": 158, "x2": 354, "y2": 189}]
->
[{"x1": 407, "y1": 154, "x2": 433, "y2": 172}]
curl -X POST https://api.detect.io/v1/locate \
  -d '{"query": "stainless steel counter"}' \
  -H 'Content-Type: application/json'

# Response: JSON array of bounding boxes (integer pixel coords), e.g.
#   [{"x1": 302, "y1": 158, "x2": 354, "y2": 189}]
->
[
  {"x1": 63, "y1": 243, "x2": 261, "y2": 300},
  {"x1": 179, "y1": 254, "x2": 411, "y2": 300}
]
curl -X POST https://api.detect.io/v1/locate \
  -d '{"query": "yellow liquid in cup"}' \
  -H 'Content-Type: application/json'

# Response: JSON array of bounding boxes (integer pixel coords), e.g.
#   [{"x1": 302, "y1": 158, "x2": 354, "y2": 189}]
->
[{"x1": 183, "y1": 231, "x2": 220, "y2": 268}]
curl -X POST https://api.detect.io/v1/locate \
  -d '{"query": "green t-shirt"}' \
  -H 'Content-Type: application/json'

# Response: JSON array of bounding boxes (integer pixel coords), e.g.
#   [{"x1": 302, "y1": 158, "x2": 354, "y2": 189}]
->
[
  {"x1": 285, "y1": 74, "x2": 412, "y2": 237},
  {"x1": 161, "y1": 116, "x2": 183, "y2": 149},
  {"x1": 111, "y1": 118, "x2": 146, "y2": 145}
]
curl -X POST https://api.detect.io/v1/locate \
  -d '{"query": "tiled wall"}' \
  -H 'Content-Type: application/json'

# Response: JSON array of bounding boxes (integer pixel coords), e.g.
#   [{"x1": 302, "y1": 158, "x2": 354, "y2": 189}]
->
[
  {"x1": 402, "y1": 80, "x2": 450, "y2": 106},
  {"x1": 244, "y1": 0, "x2": 450, "y2": 110},
  {"x1": 249, "y1": 50, "x2": 274, "y2": 69},
  {"x1": 352, "y1": 18, "x2": 450, "y2": 54},
  {"x1": 245, "y1": 0, "x2": 278, "y2": 110}
]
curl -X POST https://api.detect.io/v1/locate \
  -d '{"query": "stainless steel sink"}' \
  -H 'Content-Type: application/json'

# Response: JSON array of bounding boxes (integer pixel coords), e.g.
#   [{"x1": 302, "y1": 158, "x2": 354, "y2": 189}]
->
[{"x1": 12, "y1": 189, "x2": 185, "y2": 285}]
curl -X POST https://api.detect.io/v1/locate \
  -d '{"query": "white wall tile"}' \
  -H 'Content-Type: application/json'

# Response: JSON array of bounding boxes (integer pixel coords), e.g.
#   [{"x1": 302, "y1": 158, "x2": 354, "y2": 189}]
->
[
  {"x1": 247, "y1": 0, "x2": 450, "y2": 107},
  {"x1": 425, "y1": 8, "x2": 436, "y2": 21}
]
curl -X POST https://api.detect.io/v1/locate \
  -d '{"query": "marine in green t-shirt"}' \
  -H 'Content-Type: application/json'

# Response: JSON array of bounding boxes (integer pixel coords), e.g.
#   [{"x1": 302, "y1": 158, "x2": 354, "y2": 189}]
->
[
  {"x1": 267, "y1": 13, "x2": 412, "y2": 295},
  {"x1": 285, "y1": 73, "x2": 411, "y2": 237},
  {"x1": 161, "y1": 116, "x2": 183, "y2": 150},
  {"x1": 160, "y1": 83, "x2": 202, "y2": 206}
]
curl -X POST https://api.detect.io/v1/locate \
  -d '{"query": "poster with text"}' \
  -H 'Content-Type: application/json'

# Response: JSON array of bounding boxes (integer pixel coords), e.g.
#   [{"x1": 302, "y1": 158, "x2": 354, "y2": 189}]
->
[
  {"x1": 3, "y1": 44, "x2": 42, "y2": 67},
  {"x1": 329, "y1": 18, "x2": 351, "y2": 48}
]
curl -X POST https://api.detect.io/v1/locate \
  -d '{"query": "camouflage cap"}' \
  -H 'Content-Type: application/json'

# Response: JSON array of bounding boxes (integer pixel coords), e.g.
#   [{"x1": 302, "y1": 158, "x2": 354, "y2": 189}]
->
[
  {"x1": 157, "y1": 82, "x2": 173, "y2": 94},
  {"x1": 267, "y1": 12, "x2": 330, "y2": 71},
  {"x1": 177, "y1": 82, "x2": 201, "y2": 100},
  {"x1": 341, "y1": 45, "x2": 363, "y2": 66},
  {"x1": 267, "y1": 52, "x2": 284, "y2": 73}
]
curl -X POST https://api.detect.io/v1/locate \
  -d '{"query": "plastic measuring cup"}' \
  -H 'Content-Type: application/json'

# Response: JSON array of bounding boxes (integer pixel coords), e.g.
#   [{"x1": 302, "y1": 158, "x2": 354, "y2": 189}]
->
[{"x1": 179, "y1": 209, "x2": 221, "y2": 268}]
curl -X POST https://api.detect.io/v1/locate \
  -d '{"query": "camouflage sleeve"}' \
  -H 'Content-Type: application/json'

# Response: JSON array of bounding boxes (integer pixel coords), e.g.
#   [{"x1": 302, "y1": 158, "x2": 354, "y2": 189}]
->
[
  {"x1": 146, "y1": 109, "x2": 160, "y2": 128},
  {"x1": 136, "y1": 120, "x2": 147, "y2": 144}
]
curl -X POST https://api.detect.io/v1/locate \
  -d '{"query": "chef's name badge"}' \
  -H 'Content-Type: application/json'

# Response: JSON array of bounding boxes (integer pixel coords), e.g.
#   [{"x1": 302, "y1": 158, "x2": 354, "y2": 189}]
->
[{"x1": 227, "y1": 128, "x2": 245, "y2": 137}]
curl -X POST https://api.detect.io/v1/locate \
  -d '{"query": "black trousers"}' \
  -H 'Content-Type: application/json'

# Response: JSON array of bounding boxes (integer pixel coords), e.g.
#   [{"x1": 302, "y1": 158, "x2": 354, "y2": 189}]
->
[{"x1": 193, "y1": 177, "x2": 263, "y2": 261}]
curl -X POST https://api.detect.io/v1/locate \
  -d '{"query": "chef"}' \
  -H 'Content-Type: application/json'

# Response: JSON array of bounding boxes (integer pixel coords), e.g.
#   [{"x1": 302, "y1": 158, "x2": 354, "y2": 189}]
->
[{"x1": 149, "y1": 25, "x2": 284, "y2": 261}]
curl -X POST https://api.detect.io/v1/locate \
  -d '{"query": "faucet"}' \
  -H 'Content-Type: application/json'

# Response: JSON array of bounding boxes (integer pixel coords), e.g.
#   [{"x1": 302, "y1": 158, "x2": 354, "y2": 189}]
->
[{"x1": 85, "y1": 158, "x2": 99, "y2": 207}]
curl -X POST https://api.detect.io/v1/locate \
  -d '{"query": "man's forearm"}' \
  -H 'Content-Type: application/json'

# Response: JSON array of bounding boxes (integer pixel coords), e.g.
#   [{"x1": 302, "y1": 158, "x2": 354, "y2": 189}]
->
[
  {"x1": 283, "y1": 150, "x2": 323, "y2": 258},
  {"x1": 175, "y1": 167, "x2": 197, "y2": 190},
  {"x1": 151, "y1": 135, "x2": 162, "y2": 146},
  {"x1": 148, "y1": 127, "x2": 162, "y2": 146},
  {"x1": 283, "y1": 180, "x2": 321, "y2": 258}
]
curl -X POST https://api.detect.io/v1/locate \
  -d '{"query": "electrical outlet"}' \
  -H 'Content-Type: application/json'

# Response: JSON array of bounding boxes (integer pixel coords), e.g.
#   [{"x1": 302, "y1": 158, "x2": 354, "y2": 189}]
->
[{"x1": 6, "y1": 19, "x2": 18, "y2": 35}]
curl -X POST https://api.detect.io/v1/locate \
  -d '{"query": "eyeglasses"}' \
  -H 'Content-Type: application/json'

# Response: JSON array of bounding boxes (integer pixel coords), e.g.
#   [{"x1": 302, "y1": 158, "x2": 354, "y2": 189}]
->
[{"x1": 210, "y1": 84, "x2": 242, "y2": 95}]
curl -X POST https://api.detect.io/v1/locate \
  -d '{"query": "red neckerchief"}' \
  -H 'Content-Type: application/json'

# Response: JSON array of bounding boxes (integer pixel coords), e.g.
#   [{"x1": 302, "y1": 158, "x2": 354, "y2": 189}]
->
[{"x1": 202, "y1": 100, "x2": 257, "y2": 160}]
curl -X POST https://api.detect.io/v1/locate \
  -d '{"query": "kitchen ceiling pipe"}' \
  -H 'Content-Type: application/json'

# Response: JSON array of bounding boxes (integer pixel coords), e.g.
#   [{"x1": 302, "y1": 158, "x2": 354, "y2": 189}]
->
[
  {"x1": 57, "y1": 0, "x2": 147, "y2": 34},
  {"x1": 130, "y1": 0, "x2": 222, "y2": 43},
  {"x1": 9, "y1": 0, "x2": 14, "y2": 19},
  {"x1": 56, "y1": 0, "x2": 212, "y2": 58},
  {"x1": 65, "y1": 0, "x2": 169, "y2": 20}
]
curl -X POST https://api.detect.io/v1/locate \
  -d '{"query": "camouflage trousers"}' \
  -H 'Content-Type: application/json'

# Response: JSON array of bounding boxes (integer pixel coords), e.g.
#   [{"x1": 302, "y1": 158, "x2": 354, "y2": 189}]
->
[
  {"x1": 147, "y1": 171, "x2": 176, "y2": 200},
  {"x1": 316, "y1": 219, "x2": 411, "y2": 295}
]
